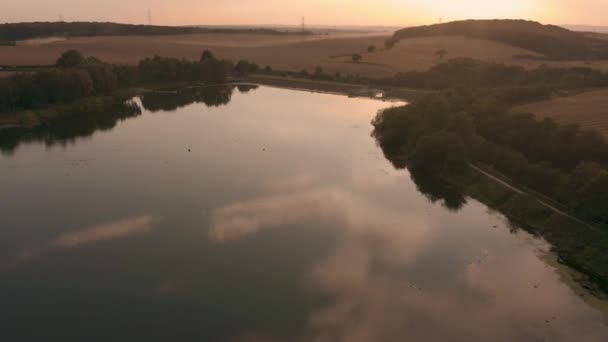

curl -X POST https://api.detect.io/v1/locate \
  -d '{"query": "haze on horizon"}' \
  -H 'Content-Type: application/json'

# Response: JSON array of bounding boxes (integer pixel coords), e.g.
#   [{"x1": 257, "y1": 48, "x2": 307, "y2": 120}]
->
[{"x1": 1, "y1": 0, "x2": 608, "y2": 27}]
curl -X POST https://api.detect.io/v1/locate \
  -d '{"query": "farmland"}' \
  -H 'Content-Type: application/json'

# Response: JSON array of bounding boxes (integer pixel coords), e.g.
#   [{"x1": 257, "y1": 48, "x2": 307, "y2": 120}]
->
[
  {"x1": 3, "y1": 32, "x2": 608, "y2": 80},
  {"x1": 515, "y1": 89, "x2": 608, "y2": 137}
]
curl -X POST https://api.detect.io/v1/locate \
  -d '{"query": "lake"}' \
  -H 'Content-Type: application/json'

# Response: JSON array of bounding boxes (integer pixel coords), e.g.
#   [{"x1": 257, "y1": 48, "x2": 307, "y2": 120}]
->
[{"x1": 1, "y1": 85, "x2": 607, "y2": 341}]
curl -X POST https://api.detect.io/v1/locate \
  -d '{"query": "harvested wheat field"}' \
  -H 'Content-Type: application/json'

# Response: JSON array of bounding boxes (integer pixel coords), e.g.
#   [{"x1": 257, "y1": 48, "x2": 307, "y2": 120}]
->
[
  {"x1": 0, "y1": 32, "x2": 396, "y2": 77},
  {"x1": 344, "y1": 35, "x2": 608, "y2": 73},
  {"x1": 334, "y1": 35, "x2": 539, "y2": 70},
  {"x1": 515, "y1": 89, "x2": 608, "y2": 137},
  {"x1": 2, "y1": 33, "x2": 608, "y2": 78}
]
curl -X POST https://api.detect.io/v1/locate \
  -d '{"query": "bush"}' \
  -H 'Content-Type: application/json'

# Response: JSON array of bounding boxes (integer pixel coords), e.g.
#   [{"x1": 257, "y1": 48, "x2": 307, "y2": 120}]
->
[
  {"x1": 56, "y1": 50, "x2": 84, "y2": 68},
  {"x1": 200, "y1": 50, "x2": 215, "y2": 62}
]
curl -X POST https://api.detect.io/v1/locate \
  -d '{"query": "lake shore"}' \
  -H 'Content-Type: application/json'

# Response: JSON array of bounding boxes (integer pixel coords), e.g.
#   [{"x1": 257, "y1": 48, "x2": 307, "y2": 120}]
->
[
  {"x1": 3, "y1": 82, "x2": 607, "y2": 304},
  {"x1": 0, "y1": 79, "x2": 425, "y2": 132},
  {"x1": 439, "y1": 167, "x2": 608, "y2": 300},
  {"x1": 0, "y1": 94, "x2": 139, "y2": 131},
  {"x1": 245, "y1": 74, "x2": 430, "y2": 101}
]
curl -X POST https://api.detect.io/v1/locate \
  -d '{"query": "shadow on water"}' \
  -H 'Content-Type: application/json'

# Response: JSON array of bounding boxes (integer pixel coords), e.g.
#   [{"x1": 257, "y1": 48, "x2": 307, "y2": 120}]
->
[
  {"x1": 0, "y1": 100, "x2": 142, "y2": 155},
  {"x1": 374, "y1": 128, "x2": 608, "y2": 298},
  {"x1": 376, "y1": 143, "x2": 467, "y2": 212},
  {"x1": 0, "y1": 85, "x2": 252, "y2": 155},
  {"x1": 139, "y1": 84, "x2": 257, "y2": 112},
  {"x1": 409, "y1": 168, "x2": 467, "y2": 211},
  {"x1": 236, "y1": 84, "x2": 259, "y2": 93}
]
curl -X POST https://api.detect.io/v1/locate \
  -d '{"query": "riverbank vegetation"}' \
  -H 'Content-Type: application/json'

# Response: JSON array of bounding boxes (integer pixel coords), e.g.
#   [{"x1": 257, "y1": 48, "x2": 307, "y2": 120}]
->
[
  {"x1": 0, "y1": 95, "x2": 141, "y2": 155},
  {"x1": 0, "y1": 49, "x2": 253, "y2": 126},
  {"x1": 0, "y1": 84, "x2": 249, "y2": 154},
  {"x1": 273, "y1": 58, "x2": 608, "y2": 97},
  {"x1": 373, "y1": 86, "x2": 608, "y2": 226},
  {"x1": 372, "y1": 84, "x2": 608, "y2": 294}
]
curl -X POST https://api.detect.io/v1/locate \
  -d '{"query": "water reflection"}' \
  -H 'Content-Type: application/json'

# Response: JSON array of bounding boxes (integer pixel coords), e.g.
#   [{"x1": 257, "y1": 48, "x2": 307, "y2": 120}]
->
[
  {"x1": 1, "y1": 86, "x2": 606, "y2": 341},
  {"x1": 409, "y1": 169, "x2": 467, "y2": 211},
  {"x1": 0, "y1": 99, "x2": 142, "y2": 155},
  {"x1": 139, "y1": 84, "x2": 242, "y2": 112},
  {"x1": 210, "y1": 187, "x2": 431, "y2": 265},
  {"x1": 236, "y1": 84, "x2": 260, "y2": 94},
  {"x1": 15, "y1": 215, "x2": 162, "y2": 265},
  {"x1": 213, "y1": 186, "x2": 608, "y2": 342},
  {"x1": 0, "y1": 85, "x2": 249, "y2": 155}
]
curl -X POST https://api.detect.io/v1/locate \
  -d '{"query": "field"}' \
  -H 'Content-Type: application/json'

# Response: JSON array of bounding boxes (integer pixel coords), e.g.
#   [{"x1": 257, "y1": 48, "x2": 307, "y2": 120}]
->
[
  {"x1": 2, "y1": 33, "x2": 608, "y2": 79},
  {"x1": 515, "y1": 89, "x2": 608, "y2": 137}
]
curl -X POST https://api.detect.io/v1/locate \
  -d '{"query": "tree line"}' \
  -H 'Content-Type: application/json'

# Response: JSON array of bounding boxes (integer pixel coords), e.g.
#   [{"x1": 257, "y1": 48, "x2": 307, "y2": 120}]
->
[
  {"x1": 372, "y1": 87, "x2": 608, "y2": 227},
  {"x1": 376, "y1": 58, "x2": 608, "y2": 94},
  {"x1": 276, "y1": 58, "x2": 608, "y2": 100},
  {"x1": 0, "y1": 50, "x2": 259, "y2": 113},
  {"x1": 0, "y1": 96, "x2": 141, "y2": 155},
  {"x1": 0, "y1": 22, "x2": 314, "y2": 43}
]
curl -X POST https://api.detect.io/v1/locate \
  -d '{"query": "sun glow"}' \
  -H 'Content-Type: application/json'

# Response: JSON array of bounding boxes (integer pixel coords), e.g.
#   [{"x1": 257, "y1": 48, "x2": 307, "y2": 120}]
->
[{"x1": 409, "y1": 0, "x2": 544, "y2": 22}]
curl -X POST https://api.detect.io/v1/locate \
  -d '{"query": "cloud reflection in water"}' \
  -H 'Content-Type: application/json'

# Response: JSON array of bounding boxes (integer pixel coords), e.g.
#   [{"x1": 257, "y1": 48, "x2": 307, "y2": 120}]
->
[
  {"x1": 210, "y1": 186, "x2": 608, "y2": 342},
  {"x1": 16, "y1": 215, "x2": 162, "y2": 264}
]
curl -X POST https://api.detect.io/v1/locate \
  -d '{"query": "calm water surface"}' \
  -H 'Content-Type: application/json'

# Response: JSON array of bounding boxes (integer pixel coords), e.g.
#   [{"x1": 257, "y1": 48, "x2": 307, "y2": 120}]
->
[{"x1": 1, "y1": 86, "x2": 607, "y2": 341}]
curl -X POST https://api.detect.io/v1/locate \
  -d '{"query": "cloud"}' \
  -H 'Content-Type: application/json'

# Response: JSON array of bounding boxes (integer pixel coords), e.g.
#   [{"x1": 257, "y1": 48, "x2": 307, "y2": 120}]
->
[
  {"x1": 214, "y1": 187, "x2": 608, "y2": 342},
  {"x1": 209, "y1": 187, "x2": 432, "y2": 264},
  {"x1": 14, "y1": 215, "x2": 162, "y2": 265}
]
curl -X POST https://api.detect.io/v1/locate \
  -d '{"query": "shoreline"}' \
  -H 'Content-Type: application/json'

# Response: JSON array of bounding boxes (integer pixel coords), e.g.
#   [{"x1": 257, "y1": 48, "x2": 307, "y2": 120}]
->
[
  {"x1": 244, "y1": 74, "x2": 430, "y2": 101},
  {"x1": 0, "y1": 79, "x2": 423, "y2": 132},
  {"x1": 440, "y1": 167, "x2": 608, "y2": 299},
  {"x1": 3, "y1": 80, "x2": 608, "y2": 305}
]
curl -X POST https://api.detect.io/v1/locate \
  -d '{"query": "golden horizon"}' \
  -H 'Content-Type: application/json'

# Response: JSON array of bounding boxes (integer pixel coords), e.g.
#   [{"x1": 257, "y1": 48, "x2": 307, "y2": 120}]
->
[{"x1": 1, "y1": 1, "x2": 607, "y2": 27}]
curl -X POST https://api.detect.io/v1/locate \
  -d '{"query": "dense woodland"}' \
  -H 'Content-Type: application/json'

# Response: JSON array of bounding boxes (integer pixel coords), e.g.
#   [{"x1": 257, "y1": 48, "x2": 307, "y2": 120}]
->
[
  {"x1": 140, "y1": 85, "x2": 240, "y2": 112},
  {"x1": 290, "y1": 58, "x2": 608, "y2": 99},
  {"x1": 372, "y1": 87, "x2": 608, "y2": 227},
  {"x1": 0, "y1": 96, "x2": 141, "y2": 155},
  {"x1": 0, "y1": 22, "x2": 313, "y2": 43},
  {"x1": 0, "y1": 50, "x2": 246, "y2": 113},
  {"x1": 389, "y1": 20, "x2": 608, "y2": 60},
  {"x1": 0, "y1": 84, "x2": 249, "y2": 155},
  {"x1": 377, "y1": 58, "x2": 608, "y2": 93}
]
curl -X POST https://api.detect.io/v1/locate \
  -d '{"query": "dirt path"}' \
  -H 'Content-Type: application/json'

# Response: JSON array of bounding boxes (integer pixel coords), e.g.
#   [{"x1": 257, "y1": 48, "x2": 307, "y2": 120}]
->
[{"x1": 470, "y1": 164, "x2": 606, "y2": 234}]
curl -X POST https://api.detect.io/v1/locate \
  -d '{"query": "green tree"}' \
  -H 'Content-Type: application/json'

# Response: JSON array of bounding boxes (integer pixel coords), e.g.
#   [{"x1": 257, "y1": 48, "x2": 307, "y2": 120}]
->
[
  {"x1": 385, "y1": 38, "x2": 396, "y2": 49},
  {"x1": 352, "y1": 54, "x2": 362, "y2": 63},
  {"x1": 200, "y1": 50, "x2": 215, "y2": 62},
  {"x1": 367, "y1": 45, "x2": 376, "y2": 53},
  {"x1": 409, "y1": 131, "x2": 468, "y2": 173},
  {"x1": 56, "y1": 50, "x2": 84, "y2": 68},
  {"x1": 234, "y1": 60, "x2": 255, "y2": 77},
  {"x1": 436, "y1": 48, "x2": 448, "y2": 60}
]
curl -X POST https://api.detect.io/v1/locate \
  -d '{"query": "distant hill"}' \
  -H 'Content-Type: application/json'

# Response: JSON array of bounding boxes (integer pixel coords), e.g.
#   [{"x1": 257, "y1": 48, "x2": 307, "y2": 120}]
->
[
  {"x1": 0, "y1": 22, "x2": 313, "y2": 42},
  {"x1": 389, "y1": 20, "x2": 608, "y2": 60},
  {"x1": 562, "y1": 25, "x2": 608, "y2": 34}
]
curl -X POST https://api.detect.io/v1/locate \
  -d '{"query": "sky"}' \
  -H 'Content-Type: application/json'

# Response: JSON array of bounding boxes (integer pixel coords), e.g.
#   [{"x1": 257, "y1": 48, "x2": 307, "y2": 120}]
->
[{"x1": 1, "y1": 0, "x2": 608, "y2": 27}]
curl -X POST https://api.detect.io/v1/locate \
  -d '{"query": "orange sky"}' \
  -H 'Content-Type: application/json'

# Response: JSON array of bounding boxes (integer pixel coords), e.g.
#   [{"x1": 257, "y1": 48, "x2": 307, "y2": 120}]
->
[{"x1": 2, "y1": 0, "x2": 607, "y2": 26}]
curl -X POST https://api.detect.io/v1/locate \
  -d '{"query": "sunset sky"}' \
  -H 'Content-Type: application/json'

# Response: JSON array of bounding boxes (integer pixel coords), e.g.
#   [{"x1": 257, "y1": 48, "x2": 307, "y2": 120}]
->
[{"x1": 2, "y1": 0, "x2": 608, "y2": 26}]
